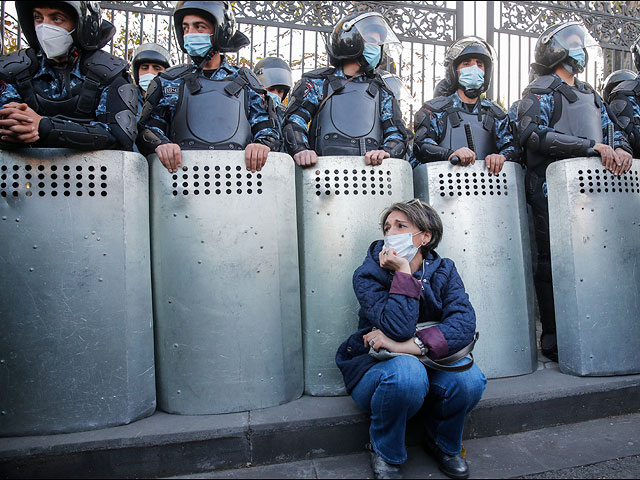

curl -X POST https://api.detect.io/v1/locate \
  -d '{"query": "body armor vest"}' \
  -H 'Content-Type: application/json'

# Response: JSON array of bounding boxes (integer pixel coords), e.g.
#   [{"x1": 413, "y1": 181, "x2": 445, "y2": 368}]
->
[
  {"x1": 440, "y1": 108, "x2": 498, "y2": 161},
  {"x1": 551, "y1": 88, "x2": 603, "y2": 143},
  {"x1": 311, "y1": 79, "x2": 383, "y2": 156},
  {"x1": 170, "y1": 74, "x2": 252, "y2": 150}
]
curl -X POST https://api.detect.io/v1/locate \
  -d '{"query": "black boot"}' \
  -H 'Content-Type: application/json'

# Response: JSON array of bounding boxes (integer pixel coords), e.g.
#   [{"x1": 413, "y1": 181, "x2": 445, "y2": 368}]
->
[
  {"x1": 540, "y1": 331, "x2": 558, "y2": 362},
  {"x1": 366, "y1": 443, "x2": 403, "y2": 479},
  {"x1": 423, "y1": 436, "x2": 469, "y2": 479}
]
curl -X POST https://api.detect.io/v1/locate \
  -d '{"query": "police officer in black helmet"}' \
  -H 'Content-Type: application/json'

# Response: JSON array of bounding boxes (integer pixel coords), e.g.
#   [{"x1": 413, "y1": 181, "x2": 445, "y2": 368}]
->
[
  {"x1": 607, "y1": 34, "x2": 640, "y2": 157},
  {"x1": 0, "y1": 1, "x2": 138, "y2": 151},
  {"x1": 517, "y1": 22, "x2": 633, "y2": 362},
  {"x1": 254, "y1": 57, "x2": 293, "y2": 121},
  {"x1": 412, "y1": 36, "x2": 518, "y2": 174},
  {"x1": 131, "y1": 43, "x2": 172, "y2": 114},
  {"x1": 137, "y1": 1, "x2": 281, "y2": 174},
  {"x1": 282, "y1": 11, "x2": 411, "y2": 167}
]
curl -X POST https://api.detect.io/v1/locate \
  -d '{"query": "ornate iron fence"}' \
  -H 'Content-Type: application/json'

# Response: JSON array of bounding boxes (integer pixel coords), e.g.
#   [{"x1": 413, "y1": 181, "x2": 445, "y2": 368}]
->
[{"x1": 1, "y1": 1, "x2": 639, "y2": 118}]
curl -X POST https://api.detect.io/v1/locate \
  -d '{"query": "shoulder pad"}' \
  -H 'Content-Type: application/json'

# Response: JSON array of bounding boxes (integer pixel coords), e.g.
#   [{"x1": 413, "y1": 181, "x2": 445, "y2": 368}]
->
[
  {"x1": 0, "y1": 49, "x2": 36, "y2": 82},
  {"x1": 525, "y1": 74, "x2": 561, "y2": 94},
  {"x1": 303, "y1": 67, "x2": 336, "y2": 79},
  {"x1": 611, "y1": 79, "x2": 640, "y2": 96},
  {"x1": 158, "y1": 64, "x2": 192, "y2": 80},
  {"x1": 238, "y1": 67, "x2": 266, "y2": 92},
  {"x1": 82, "y1": 49, "x2": 127, "y2": 84},
  {"x1": 424, "y1": 96, "x2": 453, "y2": 112},
  {"x1": 481, "y1": 99, "x2": 508, "y2": 119}
]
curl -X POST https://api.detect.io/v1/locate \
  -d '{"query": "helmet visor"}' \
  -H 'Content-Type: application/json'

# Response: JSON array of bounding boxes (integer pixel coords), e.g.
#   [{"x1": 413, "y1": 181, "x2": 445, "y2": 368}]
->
[{"x1": 347, "y1": 13, "x2": 402, "y2": 59}]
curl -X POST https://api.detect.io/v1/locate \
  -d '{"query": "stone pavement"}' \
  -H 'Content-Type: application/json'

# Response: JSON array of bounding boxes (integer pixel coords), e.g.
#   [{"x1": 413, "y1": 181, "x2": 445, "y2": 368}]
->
[{"x1": 2, "y1": 347, "x2": 639, "y2": 479}]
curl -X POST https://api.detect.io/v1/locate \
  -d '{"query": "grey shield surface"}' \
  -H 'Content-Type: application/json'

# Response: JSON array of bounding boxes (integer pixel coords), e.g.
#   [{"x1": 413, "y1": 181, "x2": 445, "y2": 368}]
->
[
  {"x1": 297, "y1": 157, "x2": 414, "y2": 396},
  {"x1": 414, "y1": 161, "x2": 537, "y2": 378},
  {"x1": 151, "y1": 151, "x2": 303, "y2": 414},
  {"x1": 0, "y1": 150, "x2": 155, "y2": 437},
  {"x1": 547, "y1": 157, "x2": 640, "y2": 376}
]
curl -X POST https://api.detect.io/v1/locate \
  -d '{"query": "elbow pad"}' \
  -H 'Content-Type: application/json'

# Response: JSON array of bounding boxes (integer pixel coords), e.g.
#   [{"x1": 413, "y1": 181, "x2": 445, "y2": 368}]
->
[
  {"x1": 282, "y1": 123, "x2": 310, "y2": 156},
  {"x1": 529, "y1": 130, "x2": 594, "y2": 158},
  {"x1": 38, "y1": 117, "x2": 116, "y2": 150},
  {"x1": 137, "y1": 127, "x2": 166, "y2": 156},
  {"x1": 255, "y1": 134, "x2": 282, "y2": 152},
  {"x1": 416, "y1": 142, "x2": 453, "y2": 163},
  {"x1": 382, "y1": 139, "x2": 407, "y2": 159}
]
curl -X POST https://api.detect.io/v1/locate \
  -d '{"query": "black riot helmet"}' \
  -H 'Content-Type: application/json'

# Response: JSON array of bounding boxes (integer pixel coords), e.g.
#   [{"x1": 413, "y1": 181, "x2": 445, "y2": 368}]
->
[
  {"x1": 444, "y1": 36, "x2": 495, "y2": 98},
  {"x1": 326, "y1": 11, "x2": 401, "y2": 70},
  {"x1": 16, "y1": 1, "x2": 115, "y2": 52},
  {"x1": 173, "y1": 1, "x2": 249, "y2": 56},
  {"x1": 531, "y1": 21, "x2": 601, "y2": 75},
  {"x1": 131, "y1": 43, "x2": 171, "y2": 83},
  {"x1": 254, "y1": 57, "x2": 293, "y2": 97},
  {"x1": 602, "y1": 69, "x2": 637, "y2": 103},
  {"x1": 631, "y1": 34, "x2": 640, "y2": 72}
]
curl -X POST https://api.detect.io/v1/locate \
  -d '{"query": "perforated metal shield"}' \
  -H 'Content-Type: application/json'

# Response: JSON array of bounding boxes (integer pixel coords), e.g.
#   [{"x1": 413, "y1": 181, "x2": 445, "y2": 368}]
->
[
  {"x1": 297, "y1": 157, "x2": 414, "y2": 395},
  {"x1": 547, "y1": 157, "x2": 640, "y2": 376},
  {"x1": 414, "y1": 161, "x2": 537, "y2": 378},
  {"x1": 0, "y1": 150, "x2": 155, "y2": 436},
  {"x1": 150, "y1": 151, "x2": 303, "y2": 414}
]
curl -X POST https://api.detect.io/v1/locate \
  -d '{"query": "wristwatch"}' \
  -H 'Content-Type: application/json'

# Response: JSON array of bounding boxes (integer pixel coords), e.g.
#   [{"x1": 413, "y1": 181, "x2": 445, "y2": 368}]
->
[{"x1": 413, "y1": 336, "x2": 427, "y2": 356}]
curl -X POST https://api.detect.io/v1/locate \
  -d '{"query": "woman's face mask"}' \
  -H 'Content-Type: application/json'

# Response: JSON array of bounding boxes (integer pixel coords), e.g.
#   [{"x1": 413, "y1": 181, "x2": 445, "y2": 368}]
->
[
  {"x1": 383, "y1": 231, "x2": 423, "y2": 262},
  {"x1": 36, "y1": 23, "x2": 74, "y2": 59},
  {"x1": 184, "y1": 33, "x2": 213, "y2": 57}
]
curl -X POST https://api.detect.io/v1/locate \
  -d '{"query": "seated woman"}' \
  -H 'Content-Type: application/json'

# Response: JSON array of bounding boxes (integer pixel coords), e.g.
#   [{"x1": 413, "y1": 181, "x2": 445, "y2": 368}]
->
[{"x1": 335, "y1": 199, "x2": 486, "y2": 480}]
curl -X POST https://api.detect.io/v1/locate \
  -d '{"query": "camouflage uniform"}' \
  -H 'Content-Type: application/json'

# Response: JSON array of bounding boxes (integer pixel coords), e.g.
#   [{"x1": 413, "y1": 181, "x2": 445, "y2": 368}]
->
[
  {"x1": 607, "y1": 73, "x2": 640, "y2": 157},
  {"x1": 410, "y1": 92, "x2": 517, "y2": 168},
  {"x1": 0, "y1": 49, "x2": 136, "y2": 150},
  {"x1": 136, "y1": 56, "x2": 280, "y2": 155}
]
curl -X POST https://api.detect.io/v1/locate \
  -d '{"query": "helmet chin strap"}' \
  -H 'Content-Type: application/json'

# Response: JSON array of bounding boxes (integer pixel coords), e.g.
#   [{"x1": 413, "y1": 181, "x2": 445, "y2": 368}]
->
[{"x1": 459, "y1": 84, "x2": 482, "y2": 99}]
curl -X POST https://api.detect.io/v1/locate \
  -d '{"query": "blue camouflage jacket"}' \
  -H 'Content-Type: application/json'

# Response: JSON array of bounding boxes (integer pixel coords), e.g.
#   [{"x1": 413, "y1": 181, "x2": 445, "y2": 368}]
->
[
  {"x1": 335, "y1": 240, "x2": 476, "y2": 394},
  {"x1": 282, "y1": 66, "x2": 410, "y2": 157},
  {"x1": 607, "y1": 73, "x2": 640, "y2": 156},
  {"x1": 0, "y1": 49, "x2": 134, "y2": 150},
  {"x1": 136, "y1": 56, "x2": 280, "y2": 156},
  {"x1": 410, "y1": 92, "x2": 517, "y2": 168}
]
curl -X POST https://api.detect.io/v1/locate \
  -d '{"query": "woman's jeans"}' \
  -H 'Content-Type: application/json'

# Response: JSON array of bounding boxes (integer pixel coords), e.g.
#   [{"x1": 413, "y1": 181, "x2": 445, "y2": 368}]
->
[{"x1": 351, "y1": 355, "x2": 487, "y2": 465}]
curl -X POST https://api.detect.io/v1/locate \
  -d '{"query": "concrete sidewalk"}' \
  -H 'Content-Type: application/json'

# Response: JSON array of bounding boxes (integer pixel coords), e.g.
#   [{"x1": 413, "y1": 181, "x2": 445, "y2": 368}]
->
[{"x1": 2, "y1": 353, "x2": 640, "y2": 479}]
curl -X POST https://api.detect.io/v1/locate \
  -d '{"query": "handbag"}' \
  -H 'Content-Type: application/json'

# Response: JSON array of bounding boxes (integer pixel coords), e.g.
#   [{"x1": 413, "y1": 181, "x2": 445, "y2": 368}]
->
[{"x1": 368, "y1": 323, "x2": 479, "y2": 372}]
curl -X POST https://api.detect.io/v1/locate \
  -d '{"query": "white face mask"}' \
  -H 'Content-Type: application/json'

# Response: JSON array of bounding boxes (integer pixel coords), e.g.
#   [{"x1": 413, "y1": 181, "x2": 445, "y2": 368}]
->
[
  {"x1": 138, "y1": 73, "x2": 156, "y2": 92},
  {"x1": 383, "y1": 232, "x2": 423, "y2": 262},
  {"x1": 36, "y1": 23, "x2": 75, "y2": 59}
]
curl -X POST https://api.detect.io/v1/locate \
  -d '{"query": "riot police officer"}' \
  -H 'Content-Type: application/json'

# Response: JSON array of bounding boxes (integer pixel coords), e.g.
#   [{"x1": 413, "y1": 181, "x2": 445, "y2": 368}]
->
[
  {"x1": 137, "y1": 1, "x2": 281, "y2": 174},
  {"x1": 131, "y1": 43, "x2": 172, "y2": 115},
  {"x1": 602, "y1": 69, "x2": 637, "y2": 104},
  {"x1": 282, "y1": 12, "x2": 411, "y2": 167},
  {"x1": 412, "y1": 36, "x2": 517, "y2": 174},
  {"x1": 607, "y1": 34, "x2": 640, "y2": 157},
  {"x1": 254, "y1": 56, "x2": 293, "y2": 125},
  {"x1": 0, "y1": 1, "x2": 137, "y2": 151},
  {"x1": 517, "y1": 22, "x2": 633, "y2": 361}
]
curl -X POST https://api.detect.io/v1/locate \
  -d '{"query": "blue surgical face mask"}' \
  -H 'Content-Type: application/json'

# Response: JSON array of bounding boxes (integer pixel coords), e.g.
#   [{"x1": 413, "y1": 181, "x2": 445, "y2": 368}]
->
[
  {"x1": 138, "y1": 73, "x2": 156, "y2": 92},
  {"x1": 458, "y1": 65, "x2": 485, "y2": 90},
  {"x1": 184, "y1": 33, "x2": 213, "y2": 57},
  {"x1": 267, "y1": 91, "x2": 282, "y2": 107},
  {"x1": 363, "y1": 43, "x2": 382, "y2": 70},
  {"x1": 568, "y1": 48, "x2": 586, "y2": 67}
]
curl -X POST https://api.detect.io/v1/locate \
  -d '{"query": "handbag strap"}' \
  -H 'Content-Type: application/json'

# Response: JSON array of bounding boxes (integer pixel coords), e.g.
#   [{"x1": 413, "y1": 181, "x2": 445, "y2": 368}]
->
[{"x1": 418, "y1": 332, "x2": 479, "y2": 372}]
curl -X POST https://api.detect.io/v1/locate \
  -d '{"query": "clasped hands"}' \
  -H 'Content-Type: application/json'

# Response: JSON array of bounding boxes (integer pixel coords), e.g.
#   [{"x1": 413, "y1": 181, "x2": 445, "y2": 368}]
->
[{"x1": 0, "y1": 103, "x2": 42, "y2": 144}]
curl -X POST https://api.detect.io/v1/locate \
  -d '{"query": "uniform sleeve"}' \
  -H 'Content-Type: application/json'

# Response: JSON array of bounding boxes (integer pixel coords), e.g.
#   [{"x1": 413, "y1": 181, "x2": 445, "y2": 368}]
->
[
  {"x1": 601, "y1": 101, "x2": 631, "y2": 153},
  {"x1": 494, "y1": 113, "x2": 517, "y2": 160},
  {"x1": 246, "y1": 88, "x2": 281, "y2": 150},
  {"x1": 412, "y1": 104, "x2": 451, "y2": 163},
  {"x1": 136, "y1": 75, "x2": 173, "y2": 156},
  {"x1": 282, "y1": 76, "x2": 324, "y2": 155},
  {"x1": 379, "y1": 88, "x2": 410, "y2": 158}
]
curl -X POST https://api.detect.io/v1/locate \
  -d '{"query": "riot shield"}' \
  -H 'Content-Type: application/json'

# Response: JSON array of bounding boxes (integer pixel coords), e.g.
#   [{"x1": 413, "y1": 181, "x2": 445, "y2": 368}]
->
[
  {"x1": 414, "y1": 160, "x2": 537, "y2": 378},
  {"x1": 0, "y1": 149, "x2": 155, "y2": 436},
  {"x1": 150, "y1": 151, "x2": 303, "y2": 414},
  {"x1": 297, "y1": 157, "x2": 414, "y2": 395},
  {"x1": 547, "y1": 157, "x2": 640, "y2": 376}
]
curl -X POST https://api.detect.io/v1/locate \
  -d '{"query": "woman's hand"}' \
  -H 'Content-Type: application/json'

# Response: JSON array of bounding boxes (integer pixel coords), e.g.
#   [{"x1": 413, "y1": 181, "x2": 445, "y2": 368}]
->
[
  {"x1": 379, "y1": 247, "x2": 411, "y2": 274},
  {"x1": 363, "y1": 330, "x2": 421, "y2": 355}
]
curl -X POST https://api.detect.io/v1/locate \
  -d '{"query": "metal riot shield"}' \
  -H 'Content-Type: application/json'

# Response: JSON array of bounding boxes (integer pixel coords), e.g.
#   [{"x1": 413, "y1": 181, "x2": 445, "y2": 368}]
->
[
  {"x1": 297, "y1": 157, "x2": 414, "y2": 396},
  {"x1": 150, "y1": 151, "x2": 303, "y2": 414},
  {"x1": 414, "y1": 161, "x2": 537, "y2": 378},
  {"x1": 0, "y1": 149, "x2": 155, "y2": 436},
  {"x1": 547, "y1": 157, "x2": 640, "y2": 376}
]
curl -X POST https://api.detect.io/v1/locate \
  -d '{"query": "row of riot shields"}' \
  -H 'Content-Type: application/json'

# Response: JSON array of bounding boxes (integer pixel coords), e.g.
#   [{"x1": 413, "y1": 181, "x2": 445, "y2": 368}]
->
[{"x1": 1, "y1": 149, "x2": 639, "y2": 436}]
